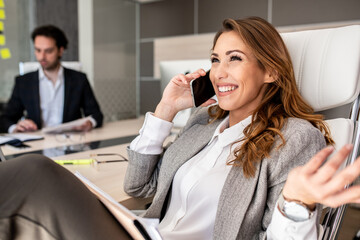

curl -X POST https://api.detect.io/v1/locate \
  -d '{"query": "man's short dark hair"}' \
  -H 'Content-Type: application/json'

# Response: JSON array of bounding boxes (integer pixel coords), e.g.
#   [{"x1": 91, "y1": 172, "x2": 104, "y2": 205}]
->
[{"x1": 31, "y1": 25, "x2": 68, "y2": 49}]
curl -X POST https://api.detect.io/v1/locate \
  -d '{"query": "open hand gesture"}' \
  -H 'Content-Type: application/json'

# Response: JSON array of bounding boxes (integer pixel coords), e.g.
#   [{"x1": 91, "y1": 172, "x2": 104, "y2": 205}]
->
[{"x1": 283, "y1": 144, "x2": 360, "y2": 209}]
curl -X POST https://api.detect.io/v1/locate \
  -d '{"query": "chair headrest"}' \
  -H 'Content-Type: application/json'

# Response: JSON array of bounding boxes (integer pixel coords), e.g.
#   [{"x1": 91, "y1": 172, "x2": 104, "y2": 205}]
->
[
  {"x1": 19, "y1": 61, "x2": 82, "y2": 75},
  {"x1": 281, "y1": 25, "x2": 360, "y2": 111}
]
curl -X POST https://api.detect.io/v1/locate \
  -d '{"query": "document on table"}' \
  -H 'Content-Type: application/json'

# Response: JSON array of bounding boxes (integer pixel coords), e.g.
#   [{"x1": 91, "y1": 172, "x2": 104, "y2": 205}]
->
[{"x1": 42, "y1": 116, "x2": 92, "y2": 134}]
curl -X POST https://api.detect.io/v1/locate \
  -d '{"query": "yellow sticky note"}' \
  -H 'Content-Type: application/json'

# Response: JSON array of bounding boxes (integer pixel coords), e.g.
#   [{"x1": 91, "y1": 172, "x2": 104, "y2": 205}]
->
[
  {"x1": 0, "y1": 0, "x2": 4, "y2": 8},
  {"x1": 0, "y1": 35, "x2": 4, "y2": 45},
  {"x1": 0, "y1": 48, "x2": 11, "y2": 59},
  {"x1": 0, "y1": 21, "x2": 3, "y2": 32},
  {"x1": 0, "y1": 9, "x2": 5, "y2": 19}
]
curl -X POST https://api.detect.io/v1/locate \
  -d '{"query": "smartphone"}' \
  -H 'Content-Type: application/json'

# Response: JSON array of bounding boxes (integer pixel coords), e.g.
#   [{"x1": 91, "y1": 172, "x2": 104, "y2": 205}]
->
[
  {"x1": 6, "y1": 142, "x2": 30, "y2": 149},
  {"x1": 190, "y1": 71, "x2": 215, "y2": 107}
]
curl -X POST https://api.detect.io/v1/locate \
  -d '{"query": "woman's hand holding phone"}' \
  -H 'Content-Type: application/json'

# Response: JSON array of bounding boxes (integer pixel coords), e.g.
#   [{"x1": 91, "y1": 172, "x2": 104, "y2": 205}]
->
[
  {"x1": 154, "y1": 69, "x2": 209, "y2": 122},
  {"x1": 190, "y1": 70, "x2": 216, "y2": 107}
]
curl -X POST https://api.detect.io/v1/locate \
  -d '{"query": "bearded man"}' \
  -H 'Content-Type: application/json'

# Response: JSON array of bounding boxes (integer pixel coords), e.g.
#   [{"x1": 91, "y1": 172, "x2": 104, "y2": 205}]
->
[{"x1": 0, "y1": 25, "x2": 103, "y2": 133}]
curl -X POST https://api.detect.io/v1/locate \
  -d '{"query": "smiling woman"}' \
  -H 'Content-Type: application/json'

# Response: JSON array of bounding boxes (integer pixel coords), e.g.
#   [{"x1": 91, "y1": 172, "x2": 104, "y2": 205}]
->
[
  {"x1": 124, "y1": 16, "x2": 360, "y2": 239},
  {"x1": 207, "y1": 18, "x2": 334, "y2": 178},
  {"x1": 210, "y1": 30, "x2": 275, "y2": 128}
]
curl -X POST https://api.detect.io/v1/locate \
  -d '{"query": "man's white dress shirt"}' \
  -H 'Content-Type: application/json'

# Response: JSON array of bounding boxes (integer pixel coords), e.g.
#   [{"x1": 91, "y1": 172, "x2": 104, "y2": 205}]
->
[{"x1": 39, "y1": 66, "x2": 65, "y2": 128}]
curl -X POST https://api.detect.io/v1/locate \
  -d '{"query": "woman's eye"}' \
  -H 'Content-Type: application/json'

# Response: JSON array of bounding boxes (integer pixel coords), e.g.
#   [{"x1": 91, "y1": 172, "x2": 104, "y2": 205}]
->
[
  {"x1": 230, "y1": 56, "x2": 242, "y2": 61},
  {"x1": 211, "y1": 57, "x2": 219, "y2": 63}
]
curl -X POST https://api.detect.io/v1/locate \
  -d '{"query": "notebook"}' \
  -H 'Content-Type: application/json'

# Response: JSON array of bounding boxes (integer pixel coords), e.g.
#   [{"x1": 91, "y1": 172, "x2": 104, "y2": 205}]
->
[
  {"x1": 75, "y1": 172, "x2": 162, "y2": 240},
  {"x1": 0, "y1": 133, "x2": 43, "y2": 146}
]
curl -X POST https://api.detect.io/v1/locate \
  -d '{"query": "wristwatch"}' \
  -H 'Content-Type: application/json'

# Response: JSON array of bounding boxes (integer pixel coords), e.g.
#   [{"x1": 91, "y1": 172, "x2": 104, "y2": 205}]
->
[{"x1": 277, "y1": 192, "x2": 314, "y2": 222}]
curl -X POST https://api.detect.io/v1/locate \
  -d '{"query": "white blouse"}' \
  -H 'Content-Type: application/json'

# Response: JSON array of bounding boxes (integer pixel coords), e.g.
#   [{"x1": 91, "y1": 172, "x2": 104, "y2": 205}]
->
[{"x1": 157, "y1": 115, "x2": 251, "y2": 239}]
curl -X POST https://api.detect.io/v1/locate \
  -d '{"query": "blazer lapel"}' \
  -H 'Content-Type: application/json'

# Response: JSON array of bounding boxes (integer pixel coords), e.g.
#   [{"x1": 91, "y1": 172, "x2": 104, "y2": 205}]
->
[
  {"x1": 31, "y1": 71, "x2": 41, "y2": 127},
  {"x1": 150, "y1": 119, "x2": 222, "y2": 217},
  {"x1": 213, "y1": 162, "x2": 261, "y2": 240},
  {"x1": 163, "y1": 120, "x2": 221, "y2": 178},
  {"x1": 63, "y1": 68, "x2": 71, "y2": 122}
]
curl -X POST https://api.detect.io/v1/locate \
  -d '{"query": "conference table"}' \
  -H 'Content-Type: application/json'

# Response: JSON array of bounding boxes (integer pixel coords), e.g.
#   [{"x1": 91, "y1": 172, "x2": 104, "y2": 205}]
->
[{"x1": 1, "y1": 117, "x2": 177, "y2": 209}]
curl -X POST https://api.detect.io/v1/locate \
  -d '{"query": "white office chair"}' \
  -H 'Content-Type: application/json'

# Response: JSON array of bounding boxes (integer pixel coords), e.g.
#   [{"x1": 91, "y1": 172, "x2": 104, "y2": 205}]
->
[
  {"x1": 281, "y1": 25, "x2": 360, "y2": 240},
  {"x1": 19, "y1": 61, "x2": 82, "y2": 75}
]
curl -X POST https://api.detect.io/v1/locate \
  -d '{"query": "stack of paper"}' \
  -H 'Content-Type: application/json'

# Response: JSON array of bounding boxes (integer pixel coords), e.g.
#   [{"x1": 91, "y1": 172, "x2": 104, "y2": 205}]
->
[{"x1": 42, "y1": 117, "x2": 92, "y2": 134}]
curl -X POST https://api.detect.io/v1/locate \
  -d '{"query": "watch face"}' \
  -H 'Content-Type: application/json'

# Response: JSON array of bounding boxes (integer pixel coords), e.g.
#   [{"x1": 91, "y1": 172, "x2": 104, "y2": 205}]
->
[{"x1": 284, "y1": 201, "x2": 310, "y2": 222}]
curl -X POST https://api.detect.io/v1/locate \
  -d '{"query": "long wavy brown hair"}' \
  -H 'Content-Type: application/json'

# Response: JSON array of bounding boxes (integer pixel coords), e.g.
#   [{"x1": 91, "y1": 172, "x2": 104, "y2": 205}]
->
[{"x1": 209, "y1": 17, "x2": 334, "y2": 177}]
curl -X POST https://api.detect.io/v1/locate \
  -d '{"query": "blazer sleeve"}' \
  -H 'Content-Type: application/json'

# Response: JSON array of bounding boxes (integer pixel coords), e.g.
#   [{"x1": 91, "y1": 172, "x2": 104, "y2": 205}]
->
[
  {"x1": 0, "y1": 77, "x2": 26, "y2": 133},
  {"x1": 124, "y1": 148, "x2": 162, "y2": 198},
  {"x1": 260, "y1": 119, "x2": 327, "y2": 239}
]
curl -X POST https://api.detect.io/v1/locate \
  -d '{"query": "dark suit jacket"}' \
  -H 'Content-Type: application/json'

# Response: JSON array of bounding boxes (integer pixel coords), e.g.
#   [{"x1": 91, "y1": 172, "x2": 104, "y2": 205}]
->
[{"x1": 0, "y1": 67, "x2": 103, "y2": 133}]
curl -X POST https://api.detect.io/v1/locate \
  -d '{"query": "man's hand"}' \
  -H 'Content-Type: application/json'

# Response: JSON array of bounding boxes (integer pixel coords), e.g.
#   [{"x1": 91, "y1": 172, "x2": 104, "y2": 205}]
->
[
  {"x1": 14, "y1": 119, "x2": 38, "y2": 132},
  {"x1": 72, "y1": 120, "x2": 93, "y2": 132}
]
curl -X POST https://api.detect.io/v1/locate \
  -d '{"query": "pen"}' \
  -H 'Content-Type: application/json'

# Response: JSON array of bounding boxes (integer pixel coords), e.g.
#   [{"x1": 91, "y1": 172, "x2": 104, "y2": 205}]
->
[
  {"x1": 54, "y1": 159, "x2": 94, "y2": 165},
  {"x1": 95, "y1": 159, "x2": 127, "y2": 164}
]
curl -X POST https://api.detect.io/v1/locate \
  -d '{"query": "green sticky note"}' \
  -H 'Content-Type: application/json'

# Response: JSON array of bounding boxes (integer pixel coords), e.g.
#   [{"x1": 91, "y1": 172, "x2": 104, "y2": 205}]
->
[
  {"x1": 0, "y1": 48, "x2": 11, "y2": 59},
  {"x1": 0, "y1": 9, "x2": 5, "y2": 19},
  {"x1": 0, "y1": 0, "x2": 4, "y2": 8},
  {"x1": 0, "y1": 21, "x2": 3, "y2": 32},
  {"x1": 0, "y1": 35, "x2": 5, "y2": 45}
]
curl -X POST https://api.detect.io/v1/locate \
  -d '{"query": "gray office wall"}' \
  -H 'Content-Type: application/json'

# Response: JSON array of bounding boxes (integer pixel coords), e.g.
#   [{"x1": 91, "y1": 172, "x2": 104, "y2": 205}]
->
[
  {"x1": 140, "y1": 41, "x2": 154, "y2": 77},
  {"x1": 36, "y1": 0, "x2": 78, "y2": 61},
  {"x1": 140, "y1": 0, "x2": 194, "y2": 39},
  {"x1": 139, "y1": 0, "x2": 360, "y2": 114},
  {"x1": 272, "y1": 0, "x2": 360, "y2": 26},
  {"x1": 198, "y1": 0, "x2": 268, "y2": 33},
  {"x1": 93, "y1": 0, "x2": 137, "y2": 121}
]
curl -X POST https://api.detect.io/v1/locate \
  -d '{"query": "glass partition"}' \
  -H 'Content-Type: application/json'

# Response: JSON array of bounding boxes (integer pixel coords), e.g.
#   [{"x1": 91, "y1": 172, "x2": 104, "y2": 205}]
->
[{"x1": 0, "y1": 0, "x2": 34, "y2": 105}]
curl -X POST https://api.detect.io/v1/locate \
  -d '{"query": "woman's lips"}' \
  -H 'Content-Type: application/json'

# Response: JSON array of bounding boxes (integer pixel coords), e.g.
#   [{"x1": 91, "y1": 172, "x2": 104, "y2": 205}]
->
[{"x1": 217, "y1": 85, "x2": 238, "y2": 96}]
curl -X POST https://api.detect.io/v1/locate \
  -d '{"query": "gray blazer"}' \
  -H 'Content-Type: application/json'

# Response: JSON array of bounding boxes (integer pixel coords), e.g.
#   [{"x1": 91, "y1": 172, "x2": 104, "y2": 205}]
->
[{"x1": 124, "y1": 108, "x2": 326, "y2": 239}]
